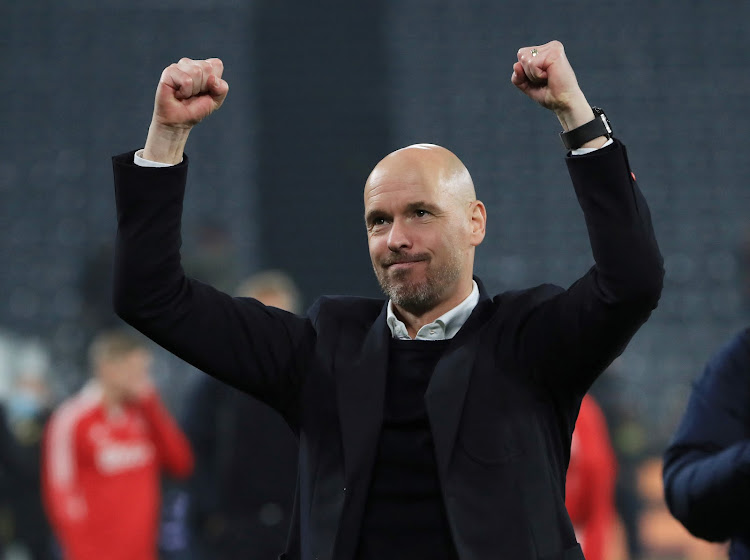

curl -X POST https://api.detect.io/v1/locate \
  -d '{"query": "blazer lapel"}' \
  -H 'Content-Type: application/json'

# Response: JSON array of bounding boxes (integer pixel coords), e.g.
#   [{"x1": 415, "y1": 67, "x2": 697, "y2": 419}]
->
[
  {"x1": 426, "y1": 281, "x2": 494, "y2": 475},
  {"x1": 337, "y1": 304, "x2": 390, "y2": 489}
]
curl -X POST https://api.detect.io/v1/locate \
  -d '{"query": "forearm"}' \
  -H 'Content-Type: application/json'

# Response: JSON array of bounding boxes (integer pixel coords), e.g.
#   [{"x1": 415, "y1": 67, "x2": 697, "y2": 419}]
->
[
  {"x1": 663, "y1": 442, "x2": 750, "y2": 541},
  {"x1": 566, "y1": 141, "x2": 664, "y2": 306},
  {"x1": 112, "y1": 152, "x2": 188, "y2": 323},
  {"x1": 143, "y1": 121, "x2": 191, "y2": 164}
]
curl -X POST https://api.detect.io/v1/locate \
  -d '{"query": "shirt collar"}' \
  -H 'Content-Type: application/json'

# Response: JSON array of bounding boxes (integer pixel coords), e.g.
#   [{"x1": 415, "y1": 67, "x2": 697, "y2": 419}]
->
[{"x1": 386, "y1": 281, "x2": 479, "y2": 341}]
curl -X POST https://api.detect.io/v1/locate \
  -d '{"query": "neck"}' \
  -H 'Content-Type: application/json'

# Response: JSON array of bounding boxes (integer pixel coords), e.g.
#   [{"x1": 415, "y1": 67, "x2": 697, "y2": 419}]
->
[
  {"x1": 392, "y1": 277, "x2": 474, "y2": 339},
  {"x1": 100, "y1": 386, "x2": 124, "y2": 412}
]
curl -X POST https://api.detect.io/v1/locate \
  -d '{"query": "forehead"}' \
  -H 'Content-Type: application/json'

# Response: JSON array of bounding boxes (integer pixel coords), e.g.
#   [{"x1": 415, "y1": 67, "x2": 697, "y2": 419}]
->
[
  {"x1": 102, "y1": 348, "x2": 150, "y2": 366},
  {"x1": 364, "y1": 161, "x2": 446, "y2": 211}
]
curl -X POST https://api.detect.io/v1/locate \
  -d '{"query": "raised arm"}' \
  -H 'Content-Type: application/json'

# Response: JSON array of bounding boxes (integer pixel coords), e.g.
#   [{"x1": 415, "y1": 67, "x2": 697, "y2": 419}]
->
[
  {"x1": 113, "y1": 59, "x2": 314, "y2": 422},
  {"x1": 508, "y1": 41, "x2": 664, "y2": 393}
]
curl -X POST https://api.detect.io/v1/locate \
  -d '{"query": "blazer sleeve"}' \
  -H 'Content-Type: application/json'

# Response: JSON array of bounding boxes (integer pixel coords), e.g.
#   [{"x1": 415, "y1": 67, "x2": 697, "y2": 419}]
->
[
  {"x1": 111, "y1": 152, "x2": 315, "y2": 422},
  {"x1": 662, "y1": 328, "x2": 750, "y2": 542},
  {"x1": 514, "y1": 140, "x2": 664, "y2": 394}
]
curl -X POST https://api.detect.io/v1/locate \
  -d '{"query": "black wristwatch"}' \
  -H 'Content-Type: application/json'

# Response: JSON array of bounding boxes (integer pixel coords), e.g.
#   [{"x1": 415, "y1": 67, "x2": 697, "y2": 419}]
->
[{"x1": 559, "y1": 107, "x2": 612, "y2": 150}]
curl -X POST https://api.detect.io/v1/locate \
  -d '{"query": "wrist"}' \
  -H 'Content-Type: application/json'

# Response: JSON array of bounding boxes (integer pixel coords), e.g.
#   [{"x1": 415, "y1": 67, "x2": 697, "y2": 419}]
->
[
  {"x1": 554, "y1": 92, "x2": 594, "y2": 132},
  {"x1": 559, "y1": 106, "x2": 612, "y2": 151},
  {"x1": 143, "y1": 121, "x2": 191, "y2": 164}
]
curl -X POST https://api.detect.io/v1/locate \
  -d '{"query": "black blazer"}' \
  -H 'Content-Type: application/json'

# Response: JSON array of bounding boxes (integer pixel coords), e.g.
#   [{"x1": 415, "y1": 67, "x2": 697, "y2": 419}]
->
[{"x1": 112, "y1": 140, "x2": 663, "y2": 560}]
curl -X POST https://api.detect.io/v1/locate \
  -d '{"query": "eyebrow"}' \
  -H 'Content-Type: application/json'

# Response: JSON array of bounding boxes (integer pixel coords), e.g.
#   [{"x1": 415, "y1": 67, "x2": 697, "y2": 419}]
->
[
  {"x1": 365, "y1": 201, "x2": 443, "y2": 225},
  {"x1": 405, "y1": 201, "x2": 442, "y2": 215}
]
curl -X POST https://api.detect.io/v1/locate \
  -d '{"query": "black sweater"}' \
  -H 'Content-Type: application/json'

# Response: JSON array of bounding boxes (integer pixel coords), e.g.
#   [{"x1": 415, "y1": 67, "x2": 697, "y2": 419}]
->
[{"x1": 357, "y1": 338, "x2": 457, "y2": 560}]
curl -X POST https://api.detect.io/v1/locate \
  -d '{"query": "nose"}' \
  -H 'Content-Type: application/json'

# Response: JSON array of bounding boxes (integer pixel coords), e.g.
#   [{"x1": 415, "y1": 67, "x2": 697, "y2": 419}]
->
[{"x1": 387, "y1": 218, "x2": 412, "y2": 252}]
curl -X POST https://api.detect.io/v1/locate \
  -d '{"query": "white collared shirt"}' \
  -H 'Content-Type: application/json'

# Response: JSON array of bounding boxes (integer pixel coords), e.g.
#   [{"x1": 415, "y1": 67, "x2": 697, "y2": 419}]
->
[{"x1": 386, "y1": 281, "x2": 480, "y2": 341}]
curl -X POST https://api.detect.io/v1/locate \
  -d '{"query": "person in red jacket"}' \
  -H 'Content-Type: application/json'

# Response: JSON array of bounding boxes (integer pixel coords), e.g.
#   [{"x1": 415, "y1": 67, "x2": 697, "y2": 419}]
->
[
  {"x1": 42, "y1": 329, "x2": 194, "y2": 560},
  {"x1": 565, "y1": 394, "x2": 618, "y2": 560}
]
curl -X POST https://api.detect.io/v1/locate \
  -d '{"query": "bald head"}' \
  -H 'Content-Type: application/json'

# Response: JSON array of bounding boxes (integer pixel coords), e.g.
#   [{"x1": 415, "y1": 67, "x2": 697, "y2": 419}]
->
[
  {"x1": 365, "y1": 143, "x2": 476, "y2": 206},
  {"x1": 364, "y1": 143, "x2": 486, "y2": 322}
]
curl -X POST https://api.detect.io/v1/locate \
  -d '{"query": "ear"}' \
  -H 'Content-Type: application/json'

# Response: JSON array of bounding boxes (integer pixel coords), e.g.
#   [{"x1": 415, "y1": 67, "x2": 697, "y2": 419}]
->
[{"x1": 468, "y1": 200, "x2": 486, "y2": 247}]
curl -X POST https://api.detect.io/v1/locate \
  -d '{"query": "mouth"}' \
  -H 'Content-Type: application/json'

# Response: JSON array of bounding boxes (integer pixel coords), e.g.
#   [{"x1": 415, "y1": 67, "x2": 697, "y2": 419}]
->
[
  {"x1": 384, "y1": 257, "x2": 427, "y2": 271},
  {"x1": 389, "y1": 263, "x2": 419, "y2": 273}
]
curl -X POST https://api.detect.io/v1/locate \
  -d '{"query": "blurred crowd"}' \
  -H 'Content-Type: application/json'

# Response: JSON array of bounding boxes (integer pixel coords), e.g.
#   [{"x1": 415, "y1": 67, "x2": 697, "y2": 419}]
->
[
  {"x1": 0, "y1": 286, "x2": 732, "y2": 560},
  {"x1": 0, "y1": 226, "x2": 747, "y2": 560}
]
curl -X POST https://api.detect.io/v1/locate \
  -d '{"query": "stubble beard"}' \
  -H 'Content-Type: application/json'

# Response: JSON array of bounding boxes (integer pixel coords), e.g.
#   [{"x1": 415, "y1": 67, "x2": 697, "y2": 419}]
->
[{"x1": 375, "y1": 251, "x2": 463, "y2": 316}]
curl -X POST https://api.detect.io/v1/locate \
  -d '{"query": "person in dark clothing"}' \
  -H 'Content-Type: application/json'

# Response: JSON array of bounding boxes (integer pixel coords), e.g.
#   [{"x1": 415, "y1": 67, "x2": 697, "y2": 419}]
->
[
  {"x1": 663, "y1": 328, "x2": 750, "y2": 558},
  {"x1": 0, "y1": 345, "x2": 55, "y2": 559},
  {"x1": 183, "y1": 271, "x2": 300, "y2": 559},
  {"x1": 112, "y1": 40, "x2": 663, "y2": 559}
]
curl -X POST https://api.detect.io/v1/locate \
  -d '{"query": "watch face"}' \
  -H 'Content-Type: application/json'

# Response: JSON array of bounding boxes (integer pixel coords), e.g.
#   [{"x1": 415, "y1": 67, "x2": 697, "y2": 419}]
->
[{"x1": 592, "y1": 107, "x2": 612, "y2": 135}]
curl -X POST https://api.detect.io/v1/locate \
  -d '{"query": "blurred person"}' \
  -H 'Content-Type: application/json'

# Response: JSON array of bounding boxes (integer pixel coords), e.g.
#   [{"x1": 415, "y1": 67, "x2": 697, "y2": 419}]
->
[
  {"x1": 183, "y1": 270, "x2": 300, "y2": 559},
  {"x1": 565, "y1": 394, "x2": 618, "y2": 560},
  {"x1": 0, "y1": 341, "x2": 55, "y2": 559},
  {"x1": 183, "y1": 271, "x2": 299, "y2": 560},
  {"x1": 42, "y1": 329, "x2": 194, "y2": 560},
  {"x1": 663, "y1": 328, "x2": 750, "y2": 558},
  {"x1": 588, "y1": 363, "x2": 648, "y2": 559},
  {"x1": 112, "y1": 41, "x2": 663, "y2": 559}
]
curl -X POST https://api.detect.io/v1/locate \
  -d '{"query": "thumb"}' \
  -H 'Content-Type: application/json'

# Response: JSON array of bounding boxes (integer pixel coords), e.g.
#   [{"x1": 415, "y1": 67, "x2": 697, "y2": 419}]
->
[
  {"x1": 208, "y1": 74, "x2": 229, "y2": 101},
  {"x1": 209, "y1": 74, "x2": 229, "y2": 106}
]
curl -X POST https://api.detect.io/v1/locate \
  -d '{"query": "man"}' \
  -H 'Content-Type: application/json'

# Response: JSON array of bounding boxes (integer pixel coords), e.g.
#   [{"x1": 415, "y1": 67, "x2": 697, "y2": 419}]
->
[
  {"x1": 183, "y1": 271, "x2": 300, "y2": 559},
  {"x1": 663, "y1": 328, "x2": 750, "y2": 558},
  {"x1": 42, "y1": 329, "x2": 194, "y2": 560},
  {"x1": 1, "y1": 344, "x2": 55, "y2": 559},
  {"x1": 112, "y1": 41, "x2": 663, "y2": 559}
]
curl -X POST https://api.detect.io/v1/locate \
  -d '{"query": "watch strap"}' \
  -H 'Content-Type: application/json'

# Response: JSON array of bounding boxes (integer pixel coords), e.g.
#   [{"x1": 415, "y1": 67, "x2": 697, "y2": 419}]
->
[{"x1": 559, "y1": 107, "x2": 612, "y2": 150}]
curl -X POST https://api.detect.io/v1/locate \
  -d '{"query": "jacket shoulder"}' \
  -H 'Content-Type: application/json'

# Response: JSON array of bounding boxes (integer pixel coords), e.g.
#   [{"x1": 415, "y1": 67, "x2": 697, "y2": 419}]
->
[
  {"x1": 307, "y1": 295, "x2": 386, "y2": 330},
  {"x1": 490, "y1": 283, "x2": 565, "y2": 315}
]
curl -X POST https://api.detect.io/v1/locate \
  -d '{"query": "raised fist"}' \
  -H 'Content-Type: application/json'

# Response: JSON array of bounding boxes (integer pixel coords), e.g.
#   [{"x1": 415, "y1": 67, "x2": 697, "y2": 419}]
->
[
  {"x1": 511, "y1": 40, "x2": 596, "y2": 133},
  {"x1": 152, "y1": 57, "x2": 229, "y2": 130},
  {"x1": 511, "y1": 41, "x2": 583, "y2": 113}
]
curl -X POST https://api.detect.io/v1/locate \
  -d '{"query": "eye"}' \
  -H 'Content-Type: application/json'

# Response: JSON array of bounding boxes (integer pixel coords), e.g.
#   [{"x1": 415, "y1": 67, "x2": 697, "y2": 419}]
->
[
  {"x1": 367, "y1": 215, "x2": 389, "y2": 229},
  {"x1": 415, "y1": 209, "x2": 429, "y2": 217}
]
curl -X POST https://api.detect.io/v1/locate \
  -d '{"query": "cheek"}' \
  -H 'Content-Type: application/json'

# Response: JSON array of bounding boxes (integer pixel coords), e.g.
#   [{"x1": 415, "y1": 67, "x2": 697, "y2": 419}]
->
[
  {"x1": 368, "y1": 236, "x2": 385, "y2": 262},
  {"x1": 435, "y1": 228, "x2": 465, "y2": 258}
]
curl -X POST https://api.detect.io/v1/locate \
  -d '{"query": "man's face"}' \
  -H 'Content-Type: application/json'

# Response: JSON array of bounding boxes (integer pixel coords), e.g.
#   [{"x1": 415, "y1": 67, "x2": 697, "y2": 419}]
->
[
  {"x1": 364, "y1": 156, "x2": 472, "y2": 315},
  {"x1": 97, "y1": 349, "x2": 152, "y2": 402}
]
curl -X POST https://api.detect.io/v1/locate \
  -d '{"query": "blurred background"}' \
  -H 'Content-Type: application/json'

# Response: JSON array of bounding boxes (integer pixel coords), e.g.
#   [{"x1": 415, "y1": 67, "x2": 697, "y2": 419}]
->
[{"x1": 2, "y1": 0, "x2": 749, "y2": 558}]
